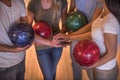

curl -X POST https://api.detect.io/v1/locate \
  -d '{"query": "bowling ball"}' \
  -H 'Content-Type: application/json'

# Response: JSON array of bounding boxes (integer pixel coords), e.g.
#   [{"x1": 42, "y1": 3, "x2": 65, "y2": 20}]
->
[
  {"x1": 33, "y1": 21, "x2": 52, "y2": 39},
  {"x1": 8, "y1": 23, "x2": 34, "y2": 47},
  {"x1": 65, "y1": 11, "x2": 88, "y2": 32},
  {"x1": 73, "y1": 40, "x2": 100, "y2": 66}
]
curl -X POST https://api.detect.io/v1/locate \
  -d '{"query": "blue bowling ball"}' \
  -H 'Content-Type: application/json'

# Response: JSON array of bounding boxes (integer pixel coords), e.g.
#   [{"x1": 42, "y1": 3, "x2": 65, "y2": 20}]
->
[{"x1": 8, "y1": 23, "x2": 34, "y2": 47}]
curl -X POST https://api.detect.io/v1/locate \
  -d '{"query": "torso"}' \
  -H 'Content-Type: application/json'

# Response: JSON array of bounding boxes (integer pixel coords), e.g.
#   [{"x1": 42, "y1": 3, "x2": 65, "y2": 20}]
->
[
  {"x1": 91, "y1": 13, "x2": 120, "y2": 70},
  {"x1": 0, "y1": 0, "x2": 26, "y2": 68}
]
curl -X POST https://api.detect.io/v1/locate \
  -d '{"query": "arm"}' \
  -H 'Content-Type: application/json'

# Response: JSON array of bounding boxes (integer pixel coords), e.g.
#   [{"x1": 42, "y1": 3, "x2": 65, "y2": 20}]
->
[
  {"x1": 0, "y1": 16, "x2": 31, "y2": 52},
  {"x1": 20, "y1": 16, "x2": 29, "y2": 23},
  {"x1": 27, "y1": 10, "x2": 34, "y2": 25},
  {"x1": 61, "y1": 4, "x2": 68, "y2": 33},
  {"x1": 0, "y1": 44, "x2": 30, "y2": 53},
  {"x1": 27, "y1": 10, "x2": 61, "y2": 47},
  {"x1": 34, "y1": 34, "x2": 62, "y2": 47},
  {"x1": 27, "y1": 11, "x2": 34, "y2": 25},
  {"x1": 68, "y1": 31, "x2": 91, "y2": 40},
  {"x1": 69, "y1": 0, "x2": 76, "y2": 12},
  {"x1": 71, "y1": 4, "x2": 102, "y2": 35},
  {"x1": 0, "y1": 4, "x2": 32, "y2": 53},
  {"x1": 19, "y1": 0, "x2": 29, "y2": 23},
  {"x1": 89, "y1": 33, "x2": 117, "y2": 68},
  {"x1": 53, "y1": 31, "x2": 91, "y2": 42}
]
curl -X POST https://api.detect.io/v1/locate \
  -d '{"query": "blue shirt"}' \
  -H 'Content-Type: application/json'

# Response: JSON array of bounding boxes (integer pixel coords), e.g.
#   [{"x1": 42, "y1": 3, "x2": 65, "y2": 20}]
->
[{"x1": 75, "y1": 0, "x2": 101, "y2": 21}]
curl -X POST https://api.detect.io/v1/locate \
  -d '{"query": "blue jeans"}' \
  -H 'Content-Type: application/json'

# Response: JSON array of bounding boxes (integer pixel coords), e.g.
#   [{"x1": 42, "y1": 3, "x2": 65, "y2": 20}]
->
[
  {"x1": 36, "y1": 47, "x2": 63, "y2": 80},
  {"x1": 70, "y1": 40, "x2": 82, "y2": 80},
  {"x1": 0, "y1": 59, "x2": 25, "y2": 80}
]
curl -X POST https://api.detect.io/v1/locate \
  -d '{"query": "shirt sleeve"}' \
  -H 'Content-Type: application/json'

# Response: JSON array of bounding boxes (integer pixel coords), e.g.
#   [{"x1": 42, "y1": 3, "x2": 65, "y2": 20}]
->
[
  {"x1": 103, "y1": 14, "x2": 120, "y2": 35},
  {"x1": 20, "y1": 0, "x2": 26, "y2": 17},
  {"x1": 27, "y1": 0, "x2": 36, "y2": 13}
]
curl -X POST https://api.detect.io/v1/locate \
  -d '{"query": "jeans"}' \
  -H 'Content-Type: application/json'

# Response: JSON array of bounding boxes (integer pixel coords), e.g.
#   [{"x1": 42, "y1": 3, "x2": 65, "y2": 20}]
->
[
  {"x1": 70, "y1": 40, "x2": 94, "y2": 80},
  {"x1": 93, "y1": 64, "x2": 119, "y2": 80},
  {"x1": 0, "y1": 59, "x2": 25, "y2": 80},
  {"x1": 36, "y1": 47, "x2": 63, "y2": 80},
  {"x1": 70, "y1": 40, "x2": 82, "y2": 80}
]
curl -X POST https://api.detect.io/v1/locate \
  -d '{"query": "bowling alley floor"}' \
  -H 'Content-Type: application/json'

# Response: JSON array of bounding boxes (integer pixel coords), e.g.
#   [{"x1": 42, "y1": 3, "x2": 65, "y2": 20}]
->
[{"x1": 25, "y1": 45, "x2": 120, "y2": 80}]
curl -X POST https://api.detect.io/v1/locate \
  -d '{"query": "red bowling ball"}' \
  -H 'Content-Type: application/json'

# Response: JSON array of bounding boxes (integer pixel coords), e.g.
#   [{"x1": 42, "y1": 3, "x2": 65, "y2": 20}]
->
[
  {"x1": 73, "y1": 40, "x2": 100, "y2": 66},
  {"x1": 33, "y1": 21, "x2": 52, "y2": 39}
]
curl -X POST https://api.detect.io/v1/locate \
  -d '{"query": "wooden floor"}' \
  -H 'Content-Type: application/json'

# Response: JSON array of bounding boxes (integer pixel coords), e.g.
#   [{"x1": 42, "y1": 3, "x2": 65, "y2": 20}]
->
[
  {"x1": 25, "y1": 45, "x2": 120, "y2": 80},
  {"x1": 24, "y1": 0, "x2": 120, "y2": 80}
]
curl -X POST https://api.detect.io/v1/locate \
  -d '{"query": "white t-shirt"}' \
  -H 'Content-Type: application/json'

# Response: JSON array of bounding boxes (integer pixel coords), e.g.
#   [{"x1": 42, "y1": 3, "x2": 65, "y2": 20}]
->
[
  {"x1": 0, "y1": 0, "x2": 26, "y2": 68},
  {"x1": 91, "y1": 13, "x2": 120, "y2": 70}
]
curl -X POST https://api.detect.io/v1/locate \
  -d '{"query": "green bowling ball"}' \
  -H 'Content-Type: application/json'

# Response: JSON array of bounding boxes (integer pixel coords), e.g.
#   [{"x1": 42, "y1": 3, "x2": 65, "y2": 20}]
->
[{"x1": 65, "y1": 11, "x2": 88, "y2": 32}]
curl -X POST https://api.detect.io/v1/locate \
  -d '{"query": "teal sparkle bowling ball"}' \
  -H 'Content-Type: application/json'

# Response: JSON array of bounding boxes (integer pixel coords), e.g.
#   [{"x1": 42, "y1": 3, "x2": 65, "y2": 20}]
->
[{"x1": 65, "y1": 11, "x2": 88, "y2": 32}]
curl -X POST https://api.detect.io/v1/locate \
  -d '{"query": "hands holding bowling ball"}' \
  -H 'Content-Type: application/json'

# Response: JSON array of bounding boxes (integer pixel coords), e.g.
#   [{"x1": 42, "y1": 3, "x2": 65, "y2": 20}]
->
[
  {"x1": 8, "y1": 22, "x2": 34, "y2": 52},
  {"x1": 33, "y1": 21, "x2": 60, "y2": 47},
  {"x1": 33, "y1": 21, "x2": 71, "y2": 47},
  {"x1": 73, "y1": 40, "x2": 100, "y2": 69}
]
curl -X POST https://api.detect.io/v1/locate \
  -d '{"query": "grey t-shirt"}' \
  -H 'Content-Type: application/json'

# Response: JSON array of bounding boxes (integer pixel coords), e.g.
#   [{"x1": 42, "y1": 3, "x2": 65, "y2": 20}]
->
[
  {"x1": 75, "y1": 0, "x2": 102, "y2": 21},
  {"x1": 28, "y1": 0, "x2": 67, "y2": 33},
  {"x1": 0, "y1": 0, "x2": 26, "y2": 68},
  {"x1": 27, "y1": 0, "x2": 68, "y2": 50}
]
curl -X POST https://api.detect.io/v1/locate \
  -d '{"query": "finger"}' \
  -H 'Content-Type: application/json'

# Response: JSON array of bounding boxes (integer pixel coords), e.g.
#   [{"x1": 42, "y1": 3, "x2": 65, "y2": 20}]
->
[{"x1": 53, "y1": 34, "x2": 62, "y2": 38}]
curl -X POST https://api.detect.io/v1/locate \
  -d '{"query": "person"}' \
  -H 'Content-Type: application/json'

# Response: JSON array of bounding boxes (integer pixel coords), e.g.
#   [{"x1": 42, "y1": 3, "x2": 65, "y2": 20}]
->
[
  {"x1": 105, "y1": 0, "x2": 120, "y2": 23},
  {"x1": 63, "y1": 0, "x2": 103, "y2": 80},
  {"x1": 27, "y1": 0, "x2": 68, "y2": 80},
  {"x1": 0, "y1": 0, "x2": 31, "y2": 80},
  {"x1": 54, "y1": 0, "x2": 120, "y2": 80}
]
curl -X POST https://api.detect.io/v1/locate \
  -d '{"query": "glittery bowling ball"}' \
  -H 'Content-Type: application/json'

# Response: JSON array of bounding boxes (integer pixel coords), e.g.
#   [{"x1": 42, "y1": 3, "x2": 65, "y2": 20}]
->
[
  {"x1": 8, "y1": 23, "x2": 34, "y2": 47},
  {"x1": 73, "y1": 40, "x2": 100, "y2": 66},
  {"x1": 65, "y1": 11, "x2": 87, "y2": 32},
  {"x1": 33, "y1": 21, "x2": 52, "y2": 39}
]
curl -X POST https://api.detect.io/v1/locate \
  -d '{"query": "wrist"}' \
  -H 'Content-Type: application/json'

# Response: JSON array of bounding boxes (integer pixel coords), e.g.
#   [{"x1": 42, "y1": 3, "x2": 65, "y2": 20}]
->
[
  {"x1": 6, "y1": 45, "x2": 17, "y2": 52},
  {"x1": 66, "y1": 33, "x2": 71, "y2": 41},
  {"x1": 47, "y1": 40, "x2": 51, "y2": 46}
]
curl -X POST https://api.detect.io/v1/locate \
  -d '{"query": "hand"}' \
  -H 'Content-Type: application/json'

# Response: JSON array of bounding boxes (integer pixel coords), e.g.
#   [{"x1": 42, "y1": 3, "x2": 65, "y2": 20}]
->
[
  {"x1": 53, "y1": 33, "x2": 69, "y2": 42},
  {"x1": 59, "y1": 41, "x2": 71, "y2": 47},
  {"x1": 49, "y1": 38, "x2": 63, "y2": 47},
  {"x1": 14, "y1": 45, "x2": 31, "y2": 53},
  {"x1": 81, "y1": 65, "x2": 94, "y2": 70}
]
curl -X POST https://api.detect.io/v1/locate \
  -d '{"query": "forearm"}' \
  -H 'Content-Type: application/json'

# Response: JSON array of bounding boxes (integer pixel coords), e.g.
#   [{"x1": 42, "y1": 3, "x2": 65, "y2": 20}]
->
[
  {"x1": 34, "y1": 34, "x2": 51, "y2": 46},
  {"x1": 27, "y1": 11, "x2": 34, "y2": 25},
  {"x1": 71, "y1": 22, "x2": 92, "y2": 35},
  {"x1": 91, "y1": 7, "x2": 102, "y2": 22},
  {"x1": 61, "y1": 6, "x2": 68, "y2": 33},
  {"x1": 69, "y1": 0, "x2": 75, "y2": 12},
  {"x1": 68, "y1": 32, "x2": 91, "y2": 41},
  {"x1": 92, "y1": 52, "x2": 116, "y2": 68},
  {"x1": 92, "y1": 34, "x2": 118, "y2": 67},
  {"x1": 20, "y1": 16, "x2": 29, "y2": 23},
  {"x1": 0, "y1": 44, "x2": 16, "y2": 52}
]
